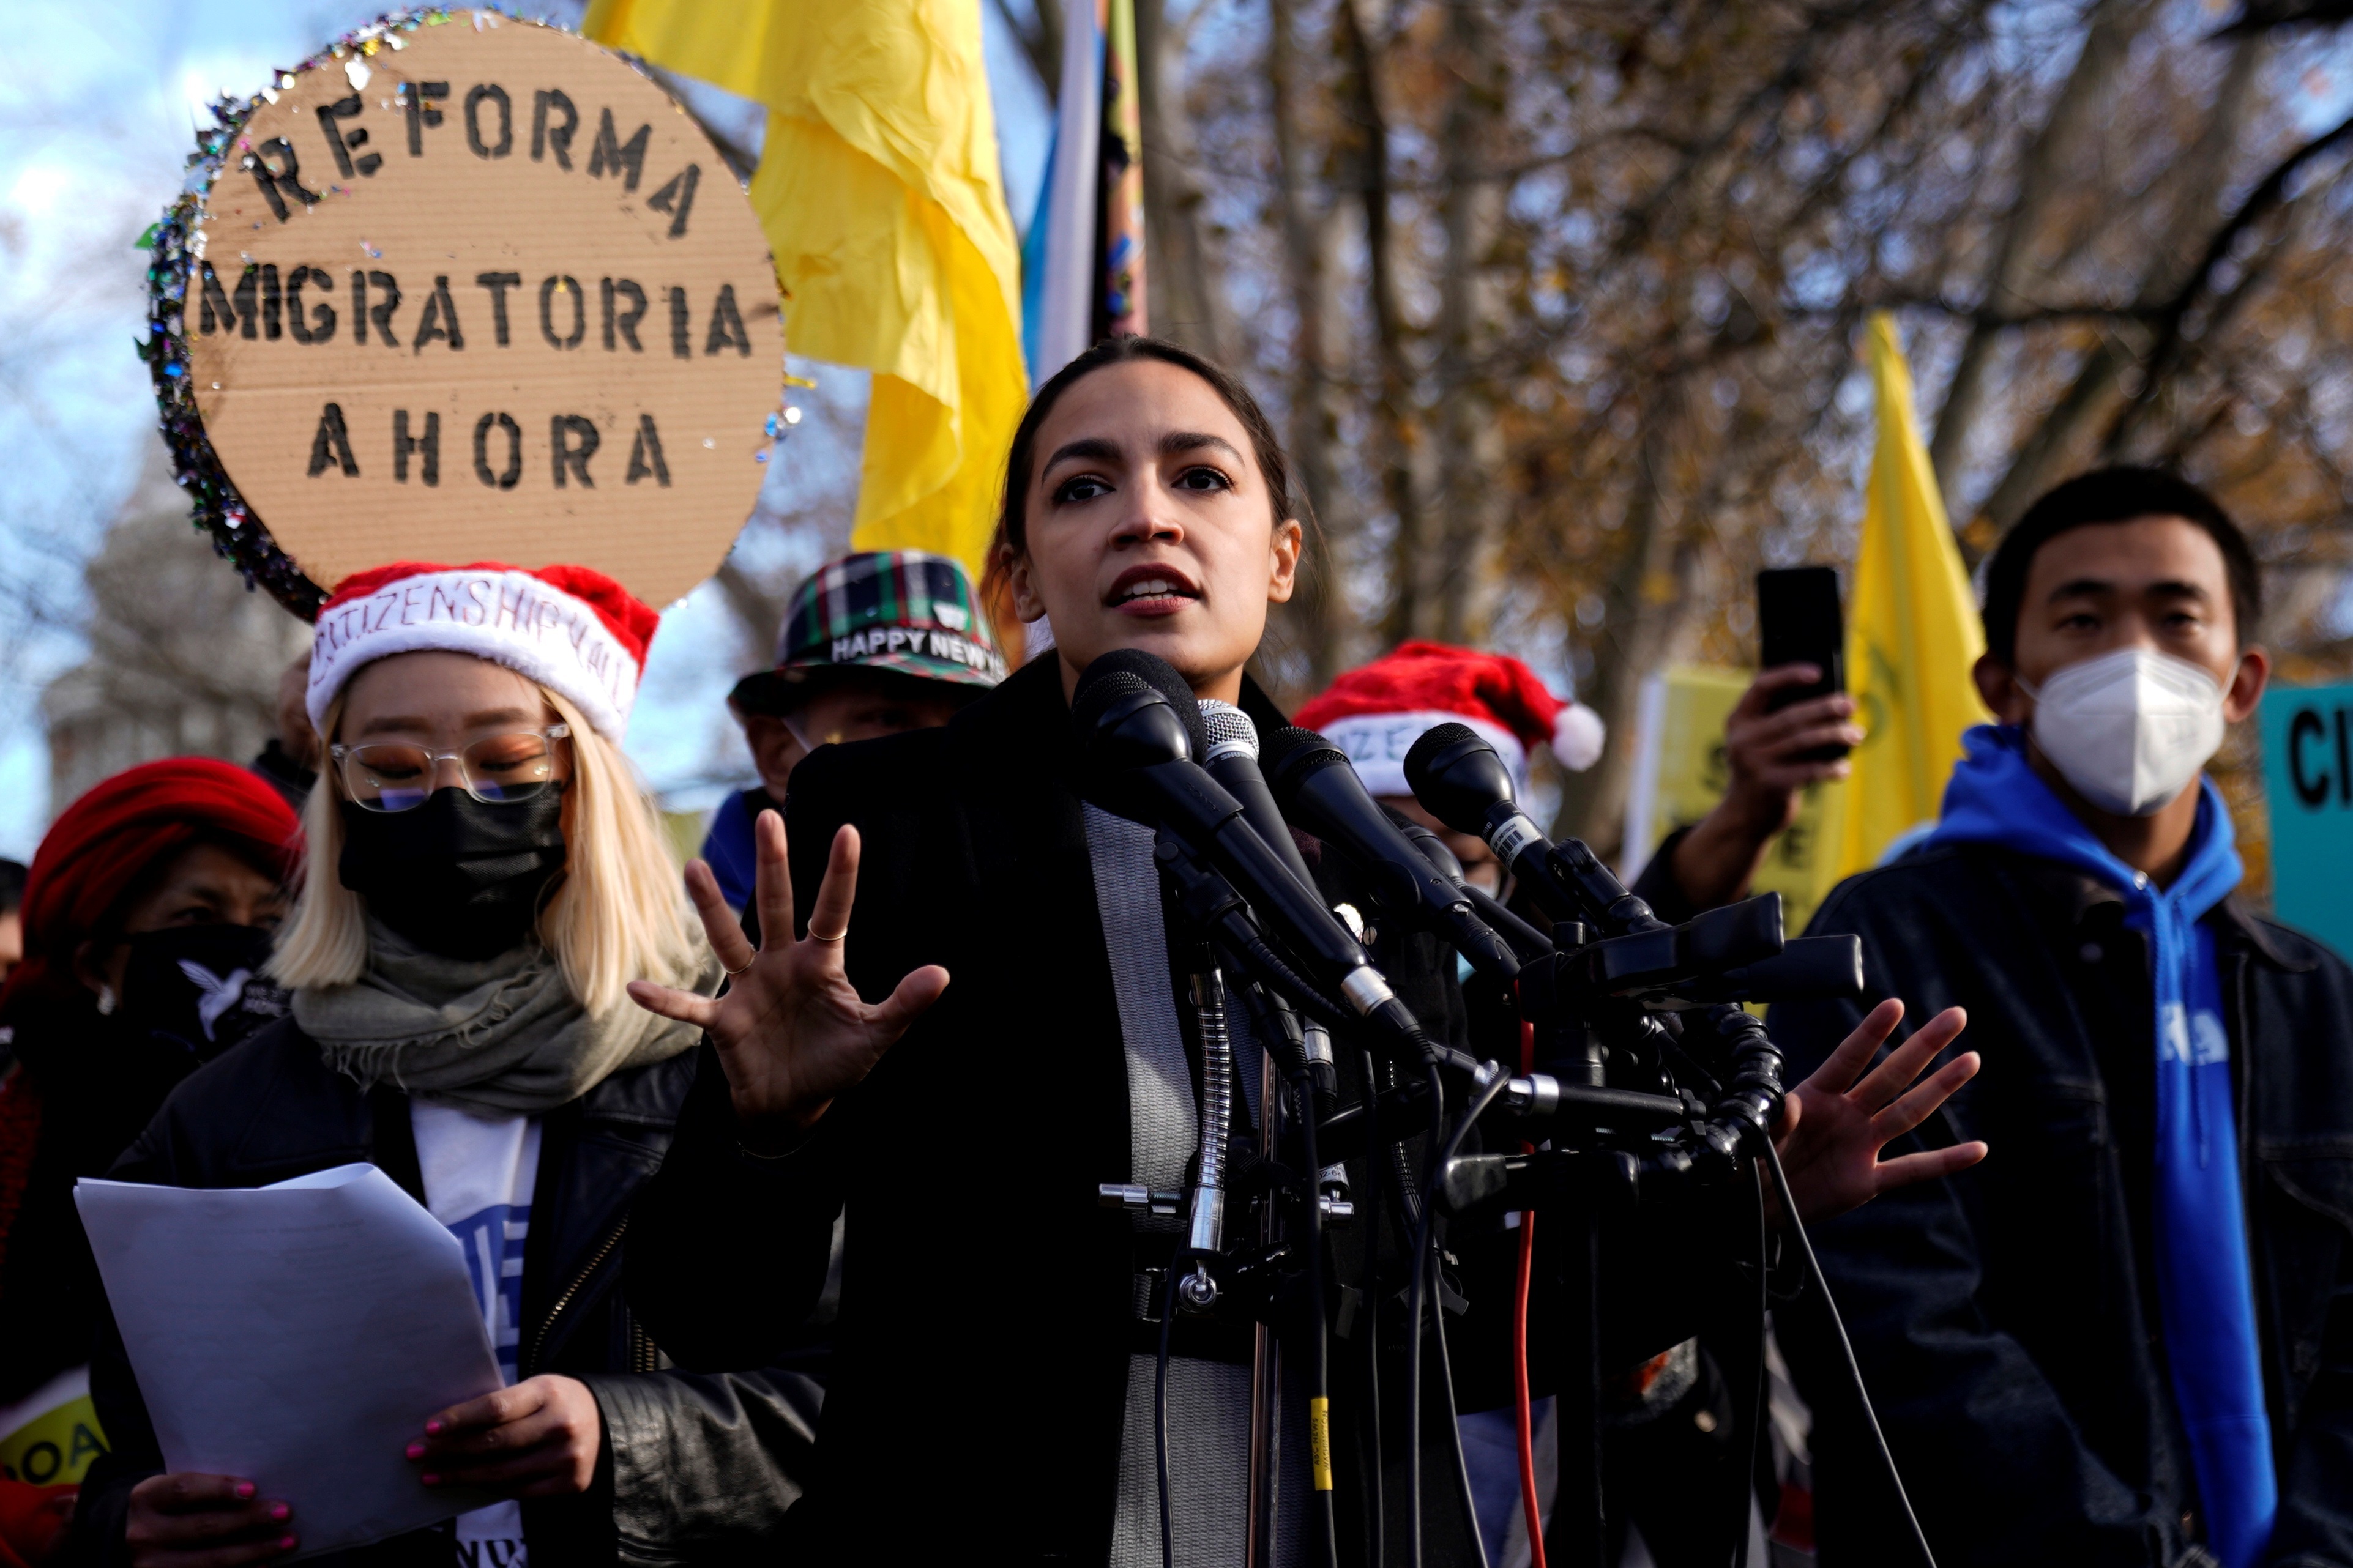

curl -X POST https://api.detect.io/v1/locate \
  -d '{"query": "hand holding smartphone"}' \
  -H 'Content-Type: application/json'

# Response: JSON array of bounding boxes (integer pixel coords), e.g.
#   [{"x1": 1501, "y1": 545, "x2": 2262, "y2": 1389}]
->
[{"x1": 1756, "y1": 566, "x2": 1850, "y2": 763}]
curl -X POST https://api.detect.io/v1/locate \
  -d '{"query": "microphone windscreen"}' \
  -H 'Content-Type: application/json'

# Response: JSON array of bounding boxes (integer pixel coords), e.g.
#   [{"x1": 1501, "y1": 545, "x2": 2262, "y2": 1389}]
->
[
  {"x1": 1259, "y1": 724, "x2": 1352, "y2": 798},
  {"x1": 1070, "y1": 667, "x2": 1153, "y2": 737},
  {"x1": 1403, "y1": 722, "x2": 1486, "y2": 782},
  {"x1": 1196, "y1": 699, "x2": 1259, "y2": 763},
  {"x1": 1072, "y1": 648, "x2": 1209, "y2": 760},
  {"x1": 1403, "y1": 721, "x2": 1519, "y2": 836}
]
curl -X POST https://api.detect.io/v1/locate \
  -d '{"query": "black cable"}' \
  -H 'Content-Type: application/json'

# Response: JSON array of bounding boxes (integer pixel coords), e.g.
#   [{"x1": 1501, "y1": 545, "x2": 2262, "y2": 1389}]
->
[
  {"x1": 1426, "y1": 1238, "x2": 1491, "y2": 1568},
  {"x1": 1754, "y1": 1137, "x2": 1938, "y2": 1568},
  {"x1": 1292, "y1": 1069, "x2": 1343, "y2": 1568},
  {"x1": 1403, "y1": 1060, "x2": 1508, "y2": 1568},
  {"x1": 1403, "y1": 1063, "x2": 1442, "y2": 1568},
  {"x1": 1212, "y1": 926, "x2": 1355, "y2": 1031},
  {"x1": 1732, "y1": 1161, "x2": 1767, "y2": 1568},
  {"x1": 1158, "y1": 1262, "x2": 1177, "y2": 1568},
  {"x1": 1355, "y1": 1049, "x2": 1386, "y2": 1568}
]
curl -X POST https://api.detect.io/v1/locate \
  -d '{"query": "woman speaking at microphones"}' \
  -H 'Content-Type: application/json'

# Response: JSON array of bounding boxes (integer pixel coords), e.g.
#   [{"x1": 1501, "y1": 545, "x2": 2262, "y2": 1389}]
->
[{"x1": 623, "y1": 338, "x2": 1985, "y2": 1567}]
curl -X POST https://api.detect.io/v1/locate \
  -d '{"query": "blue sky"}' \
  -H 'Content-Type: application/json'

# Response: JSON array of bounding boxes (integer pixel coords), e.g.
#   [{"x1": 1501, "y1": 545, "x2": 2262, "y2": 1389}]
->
[{"x1": 0, "y1": 1, "x2": 1051, "y2": 861}]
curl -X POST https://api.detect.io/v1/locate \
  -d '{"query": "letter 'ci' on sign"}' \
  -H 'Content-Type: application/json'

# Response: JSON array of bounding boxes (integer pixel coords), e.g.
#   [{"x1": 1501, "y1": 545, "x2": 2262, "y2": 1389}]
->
[
  {"x1": 175, "y1": 9, "x2": 784, "y2": 610},
  {"x1": 2260, "y1": 682, "x2": 2353, "y2": 964}
]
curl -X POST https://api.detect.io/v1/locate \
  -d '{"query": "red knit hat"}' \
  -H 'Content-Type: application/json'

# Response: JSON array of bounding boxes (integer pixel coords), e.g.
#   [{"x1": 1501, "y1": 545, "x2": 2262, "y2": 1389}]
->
[
  {"x1": 307, "y1": 562, "x2": 660, "y2": 743},
  {"x1": 0, "y1": 757, "x2": 302, "y2": 1025},
  {"x1": 1293, "y1": 640, "x2": 1606, "y2": 798}
]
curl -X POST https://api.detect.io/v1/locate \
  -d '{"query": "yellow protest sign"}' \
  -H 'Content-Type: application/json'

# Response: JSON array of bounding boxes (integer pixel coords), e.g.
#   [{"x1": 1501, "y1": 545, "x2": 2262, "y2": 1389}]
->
[
  {"x1": 0, "y1": 1368, "x2": 107, "y2": 1488},
  {"x1": 1624, "y1": 666, "x2": 1844, "y2": 937}
]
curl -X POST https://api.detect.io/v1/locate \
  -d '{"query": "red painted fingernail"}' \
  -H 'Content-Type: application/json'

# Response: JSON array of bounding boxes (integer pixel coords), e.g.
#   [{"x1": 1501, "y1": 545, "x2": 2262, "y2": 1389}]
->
[
  {"x1": 406, "y1": 1441, "x2": 425, "y2": 1460},
  {"x1": 270, "y1": 1503, "x2": 291, "y2": 1522},
  {"x1": 421, "y1": 1473, "x2": 440, "y2": 1486},
  {"x1": 278, "y1": 1536, "x2": 297, "y2": 1552},
  {"x1": 425, "y1": 1419, "x2": 444, "y2": 1435},
  {"x1": 236, "y1": 1482, "x2": 256, "y2": 1500}
]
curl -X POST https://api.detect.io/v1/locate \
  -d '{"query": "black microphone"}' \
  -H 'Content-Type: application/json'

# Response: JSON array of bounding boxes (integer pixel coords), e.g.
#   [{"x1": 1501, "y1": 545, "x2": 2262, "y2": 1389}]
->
[
  {"x1": 1196, "y1": 700, "x2": 1320, "y2": 892},
  {"x1": 1404, "y1": 721, "x2": 1665, "y2": 933},
  {"x1": 1197, "y1": 699, "x2": 1343, "y2": 1094},
  {"x1": 1391, "y1": 817, "x2": 1555, "y2": 963},
  {"x1": 1259, "y1": 726, "x2": 1520, "y2": 982},
  {"x1": 1072, "y1": 653, "x2": 1432, "y2": 1057}
]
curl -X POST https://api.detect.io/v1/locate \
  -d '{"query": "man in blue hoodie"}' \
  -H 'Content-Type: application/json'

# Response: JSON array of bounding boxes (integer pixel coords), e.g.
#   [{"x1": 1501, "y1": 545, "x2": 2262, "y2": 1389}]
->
[{"x1": 1772, "y1": 467, "x2": 2353, "y2": 1568}]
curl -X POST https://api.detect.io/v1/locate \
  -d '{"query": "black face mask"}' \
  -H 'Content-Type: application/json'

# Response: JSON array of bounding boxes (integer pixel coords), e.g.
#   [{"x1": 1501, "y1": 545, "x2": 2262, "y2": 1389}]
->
[
  {"x1": 116, "y1": 924, "x2": 290, "y2": 1060},
  {"x1": 338, "y1": 786, "x2": 569, "y2": 960}
]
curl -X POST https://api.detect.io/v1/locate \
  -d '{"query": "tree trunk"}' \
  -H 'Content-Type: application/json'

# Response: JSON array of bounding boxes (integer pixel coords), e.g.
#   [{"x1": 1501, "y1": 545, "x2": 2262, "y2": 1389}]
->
[
  {"x1": 1268, "y1": 0, "x2": 1350, "y2": 688},
  {"x1": 1972, "y1": 32, "x2": 2266, "y2": 531},
  {"x1": 1335, "y1": 0, "x2": 1426, "y2": 648},
  {"x1": 1926, "y1": 0, "x2": 2157, "y2": 515},
  {"x1": 1553, "y1": 398, "x2": 1709, "y2": 860},
  {"x1": 990, "y1": 0, "x2": 1064, "y2": 102},
  {"x1": 1137, "y1": 0, "x2": 1234, "y2": 360},
  {"x1": 1431, "y1": 0, "x2": 1509, "y2": 645}
]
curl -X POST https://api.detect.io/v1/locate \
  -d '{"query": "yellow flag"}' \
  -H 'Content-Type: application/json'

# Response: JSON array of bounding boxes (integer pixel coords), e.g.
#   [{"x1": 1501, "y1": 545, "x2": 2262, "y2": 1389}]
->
[
  {"x1": 1828, "y1": 313, "x2": 1991, "y2": 884},
  {"x1": 585, "y1": 0, "x2": 1027, "y2": 577}
]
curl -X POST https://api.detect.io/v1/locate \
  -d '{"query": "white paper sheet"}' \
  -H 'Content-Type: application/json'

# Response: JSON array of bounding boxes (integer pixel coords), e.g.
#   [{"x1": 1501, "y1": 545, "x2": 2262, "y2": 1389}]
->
[{"x1": 76, "y1": 1163, "x2": 505, "y2": 1557}]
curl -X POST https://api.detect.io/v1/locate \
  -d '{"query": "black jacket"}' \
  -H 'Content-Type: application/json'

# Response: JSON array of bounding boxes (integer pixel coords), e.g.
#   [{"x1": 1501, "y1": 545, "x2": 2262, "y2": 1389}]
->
[
  {"x1": 0, "y1": 1005, "x2": 219, "y2": 1408},
  {"x1": 624, "y1": 658, "x2": 1766, "y2": 1566},
  {"x1": 72, "y1": 1017, "x2": 822, "y2": 1566},
  {"x1": 1770, "y1": 843, "x2": 2353, "y2": 1568}
]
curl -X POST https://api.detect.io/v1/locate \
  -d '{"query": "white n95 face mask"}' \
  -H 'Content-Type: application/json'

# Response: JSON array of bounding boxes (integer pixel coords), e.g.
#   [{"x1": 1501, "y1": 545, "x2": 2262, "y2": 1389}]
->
[{"x1": 2019, "y1": 647, "x2": 2227, "y2": 817}]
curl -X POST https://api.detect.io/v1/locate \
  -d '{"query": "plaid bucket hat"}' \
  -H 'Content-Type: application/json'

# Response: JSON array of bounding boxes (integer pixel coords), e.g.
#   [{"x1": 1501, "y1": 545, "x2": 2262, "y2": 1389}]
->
[{"x1": 729, "y1": 550, "x2": 1007, "y2": 716}]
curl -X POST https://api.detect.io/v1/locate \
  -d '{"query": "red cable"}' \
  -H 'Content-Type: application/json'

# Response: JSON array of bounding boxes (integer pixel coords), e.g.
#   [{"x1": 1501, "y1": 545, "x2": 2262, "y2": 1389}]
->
[{"x1": 1513, "y1": 1017, "x2": 1547, "y2": 1568}]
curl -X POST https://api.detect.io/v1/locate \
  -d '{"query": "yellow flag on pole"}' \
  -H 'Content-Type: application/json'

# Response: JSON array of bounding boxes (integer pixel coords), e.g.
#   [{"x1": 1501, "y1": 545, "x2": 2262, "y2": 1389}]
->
[
  {"x1": 1827, "y1": 313, "x2": 1992, "y2": 885},
  {"x1": 585, "y1": 0, "x2": 1028, "y2": 578}
]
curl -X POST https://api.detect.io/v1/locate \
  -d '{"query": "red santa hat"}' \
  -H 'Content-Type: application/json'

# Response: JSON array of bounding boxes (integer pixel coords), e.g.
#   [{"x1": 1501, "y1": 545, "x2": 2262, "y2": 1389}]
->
[
  {"x1": 1293, "y1": 640, "x2": 1606, "y2": 798},
  {"x1": 307, "y1": 562, "x2": 659, "y2": 744}
]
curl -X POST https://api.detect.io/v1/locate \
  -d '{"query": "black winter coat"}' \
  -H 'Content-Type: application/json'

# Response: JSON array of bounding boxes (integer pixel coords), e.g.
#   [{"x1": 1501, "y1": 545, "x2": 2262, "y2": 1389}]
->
[
  {"x1": 1770, "y1": 844, "x2": 2353, "y2": 1568},
  {"x1": 624, "y1": 657, "x2": 1769, "y2": 1566},
  {"x1": 0, "y1": 1004, "x2": 221, "y2": 1408},
  {"x1": 71, "y1": 1017, "x2": 823, "y2": 1566}
]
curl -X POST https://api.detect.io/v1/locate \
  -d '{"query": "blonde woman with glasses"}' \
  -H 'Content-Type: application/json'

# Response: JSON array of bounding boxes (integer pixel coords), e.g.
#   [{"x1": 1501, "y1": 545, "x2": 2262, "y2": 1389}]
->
[{"x1": 73, "y1": 563, "x2": 821, "y2": 1568}]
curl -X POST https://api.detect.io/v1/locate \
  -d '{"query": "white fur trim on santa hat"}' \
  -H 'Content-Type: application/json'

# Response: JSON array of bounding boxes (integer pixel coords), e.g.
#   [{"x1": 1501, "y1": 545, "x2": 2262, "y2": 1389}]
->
[
  {"x1": 1315, "y1": 710, "x2": 1531, "y2": 800},
  {"x1": 1551, "y1": 702, "x2": 1606, "y2": 771},
  {"x1": 308, "y1": 568, "x2": 643, "y2": 741}
]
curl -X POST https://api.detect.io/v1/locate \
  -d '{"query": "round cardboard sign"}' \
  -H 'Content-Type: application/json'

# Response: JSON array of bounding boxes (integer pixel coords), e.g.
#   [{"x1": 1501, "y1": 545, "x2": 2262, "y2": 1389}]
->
[{"x1": 155, "y1": 9, "x2": 783, "y2": 614}]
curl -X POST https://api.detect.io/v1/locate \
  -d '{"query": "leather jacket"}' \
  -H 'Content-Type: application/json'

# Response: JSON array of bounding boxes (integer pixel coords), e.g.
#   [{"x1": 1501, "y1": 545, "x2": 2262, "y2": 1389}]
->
[
  {"x1": 70, "y1": 1017, "x2": 822, "y2": 1566},
  {"x1": 1769, "y1": 843, "x2": 2353, "y2": 1568}
]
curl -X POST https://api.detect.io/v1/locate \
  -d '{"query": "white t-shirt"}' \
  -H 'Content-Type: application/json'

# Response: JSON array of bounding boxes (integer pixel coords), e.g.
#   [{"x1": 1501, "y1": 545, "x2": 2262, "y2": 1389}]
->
[{"x1": 412, "y1": 1102, "x2": 542, "y2": 1568}]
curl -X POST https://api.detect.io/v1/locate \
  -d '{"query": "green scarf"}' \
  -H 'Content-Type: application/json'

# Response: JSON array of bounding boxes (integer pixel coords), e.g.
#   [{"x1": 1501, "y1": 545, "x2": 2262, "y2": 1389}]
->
[{"x1": 294, "y1": 919, "x2": 710, "y2": 1115}]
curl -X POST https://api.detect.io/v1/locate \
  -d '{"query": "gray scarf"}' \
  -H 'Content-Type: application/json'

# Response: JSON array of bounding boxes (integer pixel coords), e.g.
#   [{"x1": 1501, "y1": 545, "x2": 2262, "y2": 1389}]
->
[{"x1": 294, "y1": 919, "x2": 711, "y2": 1115}]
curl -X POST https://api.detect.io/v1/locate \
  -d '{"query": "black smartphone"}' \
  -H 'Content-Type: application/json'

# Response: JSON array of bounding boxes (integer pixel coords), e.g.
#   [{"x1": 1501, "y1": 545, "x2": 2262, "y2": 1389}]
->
[{"x1": 1756, "y1": 565, "x2": 1848, "y2": 762}]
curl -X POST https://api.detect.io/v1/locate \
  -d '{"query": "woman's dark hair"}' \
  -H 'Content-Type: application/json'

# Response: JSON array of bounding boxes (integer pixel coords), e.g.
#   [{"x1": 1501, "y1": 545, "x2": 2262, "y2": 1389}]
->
[
  {"x1": 990, "y1": 336, "x2": 1297, "y2": 574},
  {"x1": 1982, "y1": 466, "x2": 2262, "y2": 662}
]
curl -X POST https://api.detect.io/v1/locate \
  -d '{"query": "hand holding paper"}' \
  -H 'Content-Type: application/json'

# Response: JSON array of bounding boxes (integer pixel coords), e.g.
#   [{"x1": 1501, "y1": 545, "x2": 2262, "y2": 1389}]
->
[{"x1": 78, "y1": 1164, "x2": 506, "y2": 1559}]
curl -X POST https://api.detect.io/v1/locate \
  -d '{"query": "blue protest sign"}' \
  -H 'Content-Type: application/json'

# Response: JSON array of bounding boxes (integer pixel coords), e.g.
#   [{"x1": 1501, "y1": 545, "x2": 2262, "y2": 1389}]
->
[{"x1": 2261, "y1": 683, "x2": 2353, "y2": 962}]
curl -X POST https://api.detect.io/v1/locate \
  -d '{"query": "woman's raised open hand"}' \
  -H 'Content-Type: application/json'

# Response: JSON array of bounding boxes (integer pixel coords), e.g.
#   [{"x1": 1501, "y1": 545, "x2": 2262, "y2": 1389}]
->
[{"x1": 628, "y1": 811, "x2": 949, "y2": 1140}]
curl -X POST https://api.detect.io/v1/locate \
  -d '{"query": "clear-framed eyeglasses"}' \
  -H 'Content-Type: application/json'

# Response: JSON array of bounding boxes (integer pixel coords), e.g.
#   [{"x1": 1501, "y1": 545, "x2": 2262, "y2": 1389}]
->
[{"x1": 330, "y1": 724, "x2": 572, "y2": 813}]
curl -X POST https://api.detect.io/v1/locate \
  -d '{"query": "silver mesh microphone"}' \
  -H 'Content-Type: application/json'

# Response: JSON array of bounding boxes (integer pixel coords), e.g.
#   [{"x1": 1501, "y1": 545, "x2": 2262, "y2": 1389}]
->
[{"x1": 1196, "y1": 697, "x2": 1259, "y2": 765}]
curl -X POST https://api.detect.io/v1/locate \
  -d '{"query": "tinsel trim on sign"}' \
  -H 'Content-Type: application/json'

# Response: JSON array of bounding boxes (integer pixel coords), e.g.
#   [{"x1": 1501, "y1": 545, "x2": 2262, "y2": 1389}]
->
[
  {"x1": 140, "y1": 8, "x2": 514, "y2": 624},
  {"x1": 140, "y1": 15, "x2": 494, "y2": 625},
  {"x1": 141, "y1": 5, "x2": 799, "y2": 623}
]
